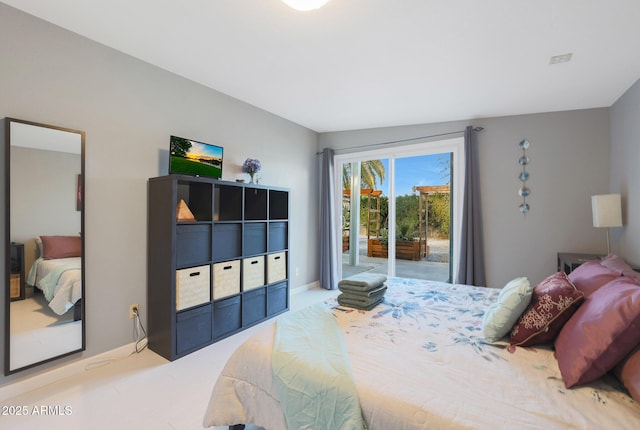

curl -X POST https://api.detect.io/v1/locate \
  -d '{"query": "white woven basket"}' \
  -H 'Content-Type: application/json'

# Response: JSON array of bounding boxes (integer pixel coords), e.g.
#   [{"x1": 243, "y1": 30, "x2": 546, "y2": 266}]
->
[
  {"x1": 176, "y1": 265, "x2": 210, "y2": 311},
  {"x1": 213, "y1": 260, "x2": 241, "y2": 299}
]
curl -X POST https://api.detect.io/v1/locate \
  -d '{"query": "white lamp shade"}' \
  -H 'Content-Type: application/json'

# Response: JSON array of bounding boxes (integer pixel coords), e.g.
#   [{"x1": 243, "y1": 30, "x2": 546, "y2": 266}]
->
[
  {"x1": 282, "y1": 0, "x2": 330, "y2": 11},
  {"x1": 591, "y1": 194, "x2": 623, "y2": 228}
]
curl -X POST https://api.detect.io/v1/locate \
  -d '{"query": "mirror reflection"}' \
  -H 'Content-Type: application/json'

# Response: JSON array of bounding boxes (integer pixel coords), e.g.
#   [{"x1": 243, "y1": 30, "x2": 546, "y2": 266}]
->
[{"x1": 6, "y1": 118, "x2": 85, "y2": 374}]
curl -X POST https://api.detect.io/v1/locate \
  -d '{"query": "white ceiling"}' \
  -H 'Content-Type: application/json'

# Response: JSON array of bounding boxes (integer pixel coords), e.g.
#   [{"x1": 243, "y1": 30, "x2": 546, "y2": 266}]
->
[{"x1": 4, "y1": 0, "x2": 640, "y2": 132}]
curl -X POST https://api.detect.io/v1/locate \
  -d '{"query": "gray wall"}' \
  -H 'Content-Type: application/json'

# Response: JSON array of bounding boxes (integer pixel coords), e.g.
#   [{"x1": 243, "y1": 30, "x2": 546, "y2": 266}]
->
[
  {"x1": 10, "y1": 147, "x2": 81, "y2": 240},
  {"x1": 11, "y1": 147, "x2": 82, "y2": 272},
  {"x1": 10, "y1": 148, "x2": 80, "y2": 241},
  {"x1": 0, "y1": 4, "x2": 319, "y2": 384},
  {"x1": 610, "y1": 78, "x2": 640, "y2": 266},
  {"x1": 2, "y1": 1, "x2": 635, "y2": 388},
  {"x1": 320, "y1": 108, "x2": 612, "y2": 288}
]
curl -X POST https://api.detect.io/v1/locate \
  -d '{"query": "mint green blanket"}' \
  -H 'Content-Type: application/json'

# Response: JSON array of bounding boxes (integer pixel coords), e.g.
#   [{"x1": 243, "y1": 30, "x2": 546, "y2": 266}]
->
[
  {"x1": 272, "y1": 303, "x2": 366, "y2": 430},
  {"x1": 39, "y1": 264, "x2": 80, "y2": 301}
]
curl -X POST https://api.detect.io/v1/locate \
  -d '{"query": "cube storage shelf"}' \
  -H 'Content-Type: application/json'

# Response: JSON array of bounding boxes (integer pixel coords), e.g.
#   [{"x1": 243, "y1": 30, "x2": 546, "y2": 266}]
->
[{"x1": 147, "y1": 174, "x2": 290, "y2": 361}]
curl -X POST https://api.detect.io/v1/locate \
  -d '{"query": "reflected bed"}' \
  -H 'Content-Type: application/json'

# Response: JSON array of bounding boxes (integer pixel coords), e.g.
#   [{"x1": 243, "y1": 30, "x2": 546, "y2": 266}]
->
[
  {"x1": 26, "y1": 235, "x2": 82, "y2": 318},
  {"x1": 27, "y1": 256, "x2": 81, "y2": 316}
]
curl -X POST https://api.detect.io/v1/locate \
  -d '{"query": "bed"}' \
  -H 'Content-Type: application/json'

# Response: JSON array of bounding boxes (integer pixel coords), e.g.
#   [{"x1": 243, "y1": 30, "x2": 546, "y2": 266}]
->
[
  {"x1": 203, "y1": 276, "x2": 640, "y2": 429},
  {"x1": 26, "y1": 235, "x2": 82, "y2": 317}
]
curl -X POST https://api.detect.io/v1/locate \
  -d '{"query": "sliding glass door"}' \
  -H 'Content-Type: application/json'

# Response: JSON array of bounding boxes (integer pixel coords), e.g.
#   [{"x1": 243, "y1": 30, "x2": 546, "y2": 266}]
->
[
  {"x1": 393, "y1": 154, "x2": 451, "y2": 282},
  {"x1": 336, "y1": 137, "x2": 463, "y2": 282},
  {"x1": 340, "y1": 159, "x2": 389, "y2": 280}
]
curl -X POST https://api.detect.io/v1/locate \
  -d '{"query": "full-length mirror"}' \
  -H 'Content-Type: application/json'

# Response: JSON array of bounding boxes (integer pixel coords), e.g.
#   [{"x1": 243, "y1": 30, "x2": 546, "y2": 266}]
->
[{"x1": 5, "y1": 118, "x2": 85, "y2": 374}]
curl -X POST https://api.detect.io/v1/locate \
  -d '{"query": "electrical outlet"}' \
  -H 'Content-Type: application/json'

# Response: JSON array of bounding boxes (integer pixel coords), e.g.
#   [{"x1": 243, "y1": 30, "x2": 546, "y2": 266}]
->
[{"x1": 129, "y1": 304, "x2": 139, "y2": 319}]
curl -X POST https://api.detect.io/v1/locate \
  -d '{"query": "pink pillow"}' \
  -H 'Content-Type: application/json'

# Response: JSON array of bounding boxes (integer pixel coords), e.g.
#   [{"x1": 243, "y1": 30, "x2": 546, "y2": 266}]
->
[
  {"x1": 614, "y1": 345, "x2": 640, "y2": 403},
  {"x1": 555, "y1": 277, "x2": 640, "y2": 388},
  {"x1": 601, "y1": 254, "x2": 640, "y2": 283},
  {"x1": 510, "y1": 272, "x2": 583, "y2": 347},
  {"x1": 40, "y1": 235, "x2": 82, "y2": 259},
  {"x1": 567, "y1": 260, "x2": 621, "y2": 297}
]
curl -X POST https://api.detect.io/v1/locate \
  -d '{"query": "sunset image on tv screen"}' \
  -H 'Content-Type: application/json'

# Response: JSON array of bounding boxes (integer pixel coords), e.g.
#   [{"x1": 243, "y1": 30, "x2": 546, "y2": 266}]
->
[{"x1": 170, "y1": 135, "x2": 223, "y2": 178}]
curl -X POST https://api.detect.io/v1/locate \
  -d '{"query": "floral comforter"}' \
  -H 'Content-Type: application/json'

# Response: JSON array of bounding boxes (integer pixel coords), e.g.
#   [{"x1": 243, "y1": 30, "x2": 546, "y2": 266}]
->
[{"x1": 204, "y1": 278, "x2": 640, "y2": 429}]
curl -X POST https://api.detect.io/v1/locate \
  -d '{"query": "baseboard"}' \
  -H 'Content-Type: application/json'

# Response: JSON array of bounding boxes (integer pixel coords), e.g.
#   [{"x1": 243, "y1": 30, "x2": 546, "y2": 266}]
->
[
  {"x1": 291, "y1": 280, "x2": 320, "y2": 295},
  {"x1": 0, "y1": 342, "x2": 137, "y2": 403},
  {"x1": 1, "y1": 282, "x2": 322, "y2": 402}
]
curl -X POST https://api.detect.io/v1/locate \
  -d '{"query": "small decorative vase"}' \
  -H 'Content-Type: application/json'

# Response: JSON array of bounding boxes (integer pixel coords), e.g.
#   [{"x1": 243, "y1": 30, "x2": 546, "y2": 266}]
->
[{"x1": 248, "y1": 172, "x2": 255, "y2": 184}]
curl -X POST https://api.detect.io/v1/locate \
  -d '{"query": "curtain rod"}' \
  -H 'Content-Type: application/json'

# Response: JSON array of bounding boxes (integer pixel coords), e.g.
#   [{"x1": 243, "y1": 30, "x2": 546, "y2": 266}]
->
[{"x1": 316, "y1": 126, "x2": 484, "y2": 155}]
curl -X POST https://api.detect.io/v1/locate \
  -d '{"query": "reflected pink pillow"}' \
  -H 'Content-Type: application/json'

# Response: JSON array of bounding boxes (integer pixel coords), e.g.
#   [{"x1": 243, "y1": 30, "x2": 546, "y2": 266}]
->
[
  {"x1": 555, "y1": 277, "x2": 640, "y2": 388},
  {"x1": 601, "y1": 254, "x2": 640, "y2": 283},
  {"x1": 614, "y1": 345, "x2": 640, "y2": 403},
  {"x1": 40, "y1": 235, "x2": 82, "y2": 259},
  {"x1": 567, "y1": 260, "x2": 621, "y2": 297}
]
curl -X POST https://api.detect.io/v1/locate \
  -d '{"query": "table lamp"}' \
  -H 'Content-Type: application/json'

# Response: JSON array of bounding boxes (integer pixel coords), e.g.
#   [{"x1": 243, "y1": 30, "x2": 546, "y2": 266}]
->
[{"x1": 591, "y1": 194, "x2": 622, "y2": 255}]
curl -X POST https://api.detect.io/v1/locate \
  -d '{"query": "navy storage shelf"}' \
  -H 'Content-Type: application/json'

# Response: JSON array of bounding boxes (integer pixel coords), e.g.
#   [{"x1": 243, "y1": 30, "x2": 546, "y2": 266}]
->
[{"x1": 147, "y1": 174, "x2": 290, "y2": 361}]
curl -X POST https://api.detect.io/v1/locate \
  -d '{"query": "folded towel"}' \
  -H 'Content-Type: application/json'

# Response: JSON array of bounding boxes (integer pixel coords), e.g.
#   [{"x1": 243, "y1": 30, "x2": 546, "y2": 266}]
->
[
  {"x1": 338, "y1": 273, "x2": 387, "y2": 292},
  {"x1": 338, "y1": 290, "x2": 386, "y2": 307},
  {"x1": 339, "y1": 284, "x2": 387, "y2": 298},
  {"x1": 338, "y1": 295, "x2": 384, "y2": 311}
]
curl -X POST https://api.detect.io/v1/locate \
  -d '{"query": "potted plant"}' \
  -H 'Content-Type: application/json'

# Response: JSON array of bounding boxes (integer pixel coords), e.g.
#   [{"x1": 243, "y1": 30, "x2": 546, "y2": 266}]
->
[
  {"x1": 342, "y1": 206, "x2": 350, "y2": 252},
  {"x1": 242, "y1": 158, "x2": 261, "y2": 183},
  {"x1": 368, "y1": 228, "x2": 388, "y2": 258},
  {"x1": 367, "y1": 224, "x2": 420, "y2": 261}
]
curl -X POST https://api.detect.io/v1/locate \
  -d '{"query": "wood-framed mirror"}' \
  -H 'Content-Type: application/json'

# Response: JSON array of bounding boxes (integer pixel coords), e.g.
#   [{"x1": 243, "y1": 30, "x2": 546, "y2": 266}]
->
[{"x1": 4, "y1": 117, "x2": 85, "y2": 375}]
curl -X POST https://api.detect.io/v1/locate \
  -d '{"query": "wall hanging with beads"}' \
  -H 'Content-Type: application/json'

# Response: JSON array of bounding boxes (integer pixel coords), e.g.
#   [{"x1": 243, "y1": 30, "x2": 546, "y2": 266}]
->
[{"x1": 518, "y1": 139, "x2": 530, "y2": 214}]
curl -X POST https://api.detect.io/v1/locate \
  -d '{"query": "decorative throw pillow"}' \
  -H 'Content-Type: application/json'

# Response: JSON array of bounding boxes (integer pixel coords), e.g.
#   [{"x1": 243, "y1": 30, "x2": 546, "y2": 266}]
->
[
  {"x1": 40, "y1": 235, "x2": 82, "y2": 259},
  {"x1": 614, "y1": 345, "x2": 640, "y2": 403},
  {"x1": 601, "y1": 254, "x2": 640, "y2": 284},
  {"x1": 482, "y1": 277, "x2": 532, "y2": 342},
  {"x1": 555, "y1": 277, "x2": 640, "y2": 388},
  {"x1": 567, "y1": 260, "x2": 621, "y2": 297},
  {"x1": 510, "y1": 272, "x2": 583, "y2": 347}
]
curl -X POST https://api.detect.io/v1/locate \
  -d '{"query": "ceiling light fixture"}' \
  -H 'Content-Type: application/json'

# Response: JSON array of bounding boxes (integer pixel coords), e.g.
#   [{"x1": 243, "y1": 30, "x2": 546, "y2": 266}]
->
[{"x1": 282, "y1": 0, "x2": 330, "y2": 11}]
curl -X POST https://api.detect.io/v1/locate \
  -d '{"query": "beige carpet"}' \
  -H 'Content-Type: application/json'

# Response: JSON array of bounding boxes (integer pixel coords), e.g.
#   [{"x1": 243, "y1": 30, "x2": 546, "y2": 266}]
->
[{"x1": 9, "y1": 292, "x2": 82, "y2": 371}]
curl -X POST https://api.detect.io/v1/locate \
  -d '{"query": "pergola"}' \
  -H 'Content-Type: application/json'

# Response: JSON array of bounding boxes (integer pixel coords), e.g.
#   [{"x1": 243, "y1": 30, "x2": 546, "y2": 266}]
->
[
  {"x1": 342, "y1": 185, "x2": 450, "y2": 260},
  {"x1": 412, "y1": 185, "x2": 450, "y2": 258},
  {"x1": 342, "y1": 189, "x2": 383, "y2": 251}
]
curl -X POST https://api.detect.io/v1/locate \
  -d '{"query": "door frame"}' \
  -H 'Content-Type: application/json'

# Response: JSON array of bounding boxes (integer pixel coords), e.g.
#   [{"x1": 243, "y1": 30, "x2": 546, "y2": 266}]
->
[{"x1": 334, "y1": 136, "x2": 465, "y2": 281}]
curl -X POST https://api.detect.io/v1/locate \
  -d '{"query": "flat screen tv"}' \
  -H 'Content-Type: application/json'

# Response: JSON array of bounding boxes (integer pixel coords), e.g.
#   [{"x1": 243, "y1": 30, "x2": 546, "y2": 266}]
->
[{"x1": 169, "y1": 135, "x2": 223, "y2": 179}]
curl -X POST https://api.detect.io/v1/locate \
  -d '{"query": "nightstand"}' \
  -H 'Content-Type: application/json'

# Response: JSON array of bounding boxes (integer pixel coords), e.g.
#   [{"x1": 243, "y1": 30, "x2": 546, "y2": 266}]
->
[
  {"x1": 557, "y1": 252, "x2": 605, "y2": 274},
  {"x1": 10, "y1": 242, "x2": 25, "y2": 301}
]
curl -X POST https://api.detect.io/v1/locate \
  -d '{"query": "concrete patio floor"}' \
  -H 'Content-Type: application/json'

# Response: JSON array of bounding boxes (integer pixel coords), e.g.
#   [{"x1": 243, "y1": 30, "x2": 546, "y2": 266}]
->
[{"x1": 341, "y1": 238, "x2": 450, "y2": 282}]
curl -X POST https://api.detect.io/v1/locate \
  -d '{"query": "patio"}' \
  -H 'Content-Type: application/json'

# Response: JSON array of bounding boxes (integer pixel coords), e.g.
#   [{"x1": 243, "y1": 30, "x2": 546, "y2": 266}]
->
[{"x1": 342, "y1": 237, "x2": 450, "y2": 282}]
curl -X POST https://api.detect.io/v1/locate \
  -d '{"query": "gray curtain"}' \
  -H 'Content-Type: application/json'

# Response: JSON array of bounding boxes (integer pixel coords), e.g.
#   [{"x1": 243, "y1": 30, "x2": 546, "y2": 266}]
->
[
  {"x1": 320, "y1": 148, "x2": 338, "y2": 290},
  {"x1": 455, "y1": 126, "x2": 486, "y2": 286}
]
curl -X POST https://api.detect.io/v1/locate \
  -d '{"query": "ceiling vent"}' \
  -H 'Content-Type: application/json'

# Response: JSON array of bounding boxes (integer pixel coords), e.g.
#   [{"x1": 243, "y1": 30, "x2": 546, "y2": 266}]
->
[{"x1": 549, "y1": 53, "x2": 573, "y2": 65}]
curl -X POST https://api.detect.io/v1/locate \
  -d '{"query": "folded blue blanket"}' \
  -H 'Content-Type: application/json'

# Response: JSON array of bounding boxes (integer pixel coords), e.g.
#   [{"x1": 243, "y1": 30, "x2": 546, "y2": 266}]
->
[
  {"x1": 338, "y1": 289, "x2": 386, "y2": 307},
  {"x1": 338, "y1": 295, "x2": 384, "y2": 311},
  {"x1": 339, "y1": 284, "x2": 387, "y2": 297},
  {"x1": 338, "y1": 273, "x2": 387, "y2": 291}
]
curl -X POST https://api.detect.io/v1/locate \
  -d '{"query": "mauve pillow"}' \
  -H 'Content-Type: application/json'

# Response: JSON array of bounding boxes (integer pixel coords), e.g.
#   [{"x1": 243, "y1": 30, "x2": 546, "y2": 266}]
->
[
  {"x1": 567, "y1": 260, "x2": 621, "y2": 297},
  {"x1": 555, "y1": 277, "x2": 640, "y2": 388},
  {"x1": 601, "y1": 254, "x2": 640, "y2": 283},
  {"x1": 40, "y1": 235, "x2": 82, "y2": 259},
  {"x1": 614, "y1": 345, "x2": 640, "y2": 403},
  {"x1": 510, "y1": 272, "x2": 583, "y2": 347}
]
